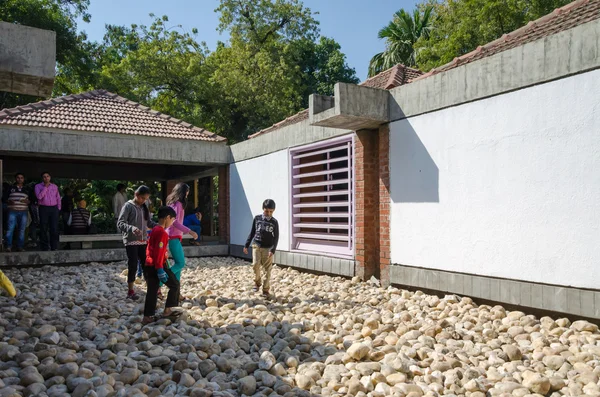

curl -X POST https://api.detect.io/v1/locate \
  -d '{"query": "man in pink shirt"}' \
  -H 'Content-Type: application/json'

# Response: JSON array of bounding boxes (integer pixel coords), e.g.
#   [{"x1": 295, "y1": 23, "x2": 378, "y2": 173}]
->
[{"x1": 35, "y1": 172, "x2": 61, "y2": 251}]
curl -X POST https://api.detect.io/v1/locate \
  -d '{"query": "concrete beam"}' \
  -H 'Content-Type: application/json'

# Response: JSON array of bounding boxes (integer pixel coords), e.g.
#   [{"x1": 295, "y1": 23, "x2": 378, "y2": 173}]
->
[
  {"x1": 0, "y1": 126, "x2": 231, "y2": 166},
  {"x1": 309, "y1": 83, "x2": 389, "y2": 130},
  {"x1": 0, "y1": 156, "x2": 195, "y2": 181},
  {"x1": 0, "y1": 22, "x2": 56, "y2": 97},
  {"x1": 167, "y1": 166, "x2": 220, "y2": 181}
]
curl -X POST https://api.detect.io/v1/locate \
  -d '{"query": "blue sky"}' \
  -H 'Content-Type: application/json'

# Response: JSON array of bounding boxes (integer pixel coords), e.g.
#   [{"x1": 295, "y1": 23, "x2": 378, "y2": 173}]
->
[{"x1": 77, "y1": 0, "x2": 419, "y2": 81}]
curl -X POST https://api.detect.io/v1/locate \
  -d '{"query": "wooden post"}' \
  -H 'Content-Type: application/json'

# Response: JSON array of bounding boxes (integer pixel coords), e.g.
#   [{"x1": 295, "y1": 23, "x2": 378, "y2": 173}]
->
[{"x1": 194, "y1": 179, "x2": 199, "y2": 208}]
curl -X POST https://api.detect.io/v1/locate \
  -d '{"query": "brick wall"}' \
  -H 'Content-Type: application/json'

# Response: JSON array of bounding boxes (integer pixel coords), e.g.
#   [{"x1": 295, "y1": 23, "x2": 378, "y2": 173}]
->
[
  {"x1": 354, "y1": 130, "x2": 379, "y2": 280},
  {"x1": 218, "y1": 166, "x2": 230, "y2": 244},
  {"x1": 354, "y1": 126, "x2": 391, "y2": 285}
]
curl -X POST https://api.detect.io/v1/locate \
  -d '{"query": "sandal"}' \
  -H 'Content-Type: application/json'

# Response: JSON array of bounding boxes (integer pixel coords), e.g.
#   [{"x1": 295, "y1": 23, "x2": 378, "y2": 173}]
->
[
  {"x1": 142, "y1": 315, "x2": 159, "y2": 325},
  {"x1": 157, "y1": 290, "x2": 164, "y2": 300},
  {"x1": 163, "y1": 309, "x2": 183, "y2": 319}
]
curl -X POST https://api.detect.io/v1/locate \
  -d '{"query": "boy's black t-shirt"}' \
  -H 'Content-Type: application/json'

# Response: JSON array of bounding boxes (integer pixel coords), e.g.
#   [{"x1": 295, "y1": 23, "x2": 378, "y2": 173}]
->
[{"x1": 245, "y1": 215, "x2": 279, "y2": 254}]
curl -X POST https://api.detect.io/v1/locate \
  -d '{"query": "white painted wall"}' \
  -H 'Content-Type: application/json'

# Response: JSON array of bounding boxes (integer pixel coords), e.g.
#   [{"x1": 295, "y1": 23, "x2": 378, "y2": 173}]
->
[
  {"x1": 389, "y1": 69, "x2": 600, "y2": 289},
  {"x1": 229, "y1": 149, "x2": 290, "y2": 250}
]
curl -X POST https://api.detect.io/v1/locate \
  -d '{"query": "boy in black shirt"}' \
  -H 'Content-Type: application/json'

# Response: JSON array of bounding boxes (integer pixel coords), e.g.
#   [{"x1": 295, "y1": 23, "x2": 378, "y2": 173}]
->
[{"x1": 243, "y1": 199, "x2": 279, "y2": 297}]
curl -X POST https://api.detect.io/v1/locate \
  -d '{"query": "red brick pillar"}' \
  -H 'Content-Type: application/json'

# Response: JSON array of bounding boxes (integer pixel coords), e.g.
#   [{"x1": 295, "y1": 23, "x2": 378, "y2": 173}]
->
[
  {"x1": 378, "y1": 125, "x2": 391, "y2": 287},
  {"x1": 218, "y1": 166, "x2": 230, "y2": 244},
  {"x1": 355, "y1": 130, "x2": 379, "y2": 281}
]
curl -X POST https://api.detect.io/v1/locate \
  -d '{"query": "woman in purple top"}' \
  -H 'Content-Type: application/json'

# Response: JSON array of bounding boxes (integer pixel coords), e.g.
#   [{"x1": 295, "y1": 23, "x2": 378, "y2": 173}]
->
[
  {"x1": 165, "y1": 183, "x2": 198, "y2": 285},
  {"x1": 35, "y1": 172, "x2": 61, "y2": 251}
]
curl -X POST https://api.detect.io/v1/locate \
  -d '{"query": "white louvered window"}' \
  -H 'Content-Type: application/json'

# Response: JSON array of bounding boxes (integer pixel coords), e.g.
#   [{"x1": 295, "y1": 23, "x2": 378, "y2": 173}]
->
[{"x1": 290, "y1": 135, "x2": 354, "y2": 257}]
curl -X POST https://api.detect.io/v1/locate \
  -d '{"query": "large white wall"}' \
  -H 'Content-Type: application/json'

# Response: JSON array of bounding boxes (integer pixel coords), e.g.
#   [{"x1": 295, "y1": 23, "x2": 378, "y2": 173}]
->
[
  {"x1": 229, "y1": 149, "x2": 290, "y2": 250},
  {"x1": 389, "y1": 69, "x2": 600, "y2": 289}
]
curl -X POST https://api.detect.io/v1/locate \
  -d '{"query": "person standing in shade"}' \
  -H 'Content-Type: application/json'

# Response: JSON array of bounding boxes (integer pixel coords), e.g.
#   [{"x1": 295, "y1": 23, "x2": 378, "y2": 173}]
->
[
  {"x1": 68, "y1": 198, "x2": 92, "y2": 235},
  {"x1": 117, "y1": 185, "x2": 156, "y2": 300},
  {"x1": 35, "y1": 172, "x2": 61, "y2": 251},
  {"x1": 27, "y1": 182, "x2": 40, "y2": 249},
  {"x1": 165, "y1": 183, "x2": 198, "y2": 285},
  {"x1": 2, "y1": 173, "x2": 30, "y2": 252},
  {"x1": 61, "y1": 188, "x2": 74, "y2": 234},
  {"x1": 113, "y1": 183, "x2": 127, "y2": 231},
  {"x1": 183, "y1": 207, "x2": 202, "y2": 246}
]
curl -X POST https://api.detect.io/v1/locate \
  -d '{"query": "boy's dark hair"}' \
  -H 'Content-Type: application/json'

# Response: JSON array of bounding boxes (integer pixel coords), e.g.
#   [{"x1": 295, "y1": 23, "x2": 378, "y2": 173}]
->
[
  {"x1": 157, "y1": 206, "x2": 176, "y2": 220},
  {"x1": 193, "y1": 207, "x2": 202, "y2": 214},
  {"x1": 135, "y1": 185, "x2": 151, "y2": 195},
  {"x1": 64, "y1": 187, "x2": 73, "y2": 194},
  {"x1": 15, "y1": 172, "x2": 24, "y2": 179},
  {"x1": 262, "y1": 199, "x2": 276, "y2": 210},
  {"x1": 41, "y1": 171, "x2": 50, "y2": 178},
  {"x1": 117, "y1": 183, "x2": 126, "y2": 192}
]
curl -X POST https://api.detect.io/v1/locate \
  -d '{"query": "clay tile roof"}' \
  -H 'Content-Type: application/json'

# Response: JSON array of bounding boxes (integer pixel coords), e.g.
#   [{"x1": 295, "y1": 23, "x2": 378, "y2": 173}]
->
[
  {"x1": 248, "y1": 109, "x2": 309, "y2": 139},
  {"x1": 0, "y1": 89, "x2": 225, "y2": 142},
  {"x1": 411, "y1": 0, "x2": 600, "y2": 83},
  {"x1": 360, "y1": 64, "x2": 423, "y2": 90},
  {"x1": 249, "y1": 65, "x2": 422, "y2": 139}
]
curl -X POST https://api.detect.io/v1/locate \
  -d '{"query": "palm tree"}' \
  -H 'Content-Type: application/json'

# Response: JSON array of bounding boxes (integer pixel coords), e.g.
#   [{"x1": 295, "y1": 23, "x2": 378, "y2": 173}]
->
[{"x1": 368, "y1": 6, "x2": 433, "y2": 77}]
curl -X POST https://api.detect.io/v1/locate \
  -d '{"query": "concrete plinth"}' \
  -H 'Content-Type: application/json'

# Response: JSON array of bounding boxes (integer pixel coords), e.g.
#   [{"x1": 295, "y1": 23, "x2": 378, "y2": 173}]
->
[{"x1": 0, "y1": 245, "x2": 229, "y2": 267}]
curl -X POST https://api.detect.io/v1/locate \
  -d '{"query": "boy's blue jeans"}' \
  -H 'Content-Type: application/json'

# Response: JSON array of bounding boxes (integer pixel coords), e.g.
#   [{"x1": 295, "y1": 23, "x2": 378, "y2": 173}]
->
[{"x1": 5, "y1": 211, "x2": 28, "y2": 249}]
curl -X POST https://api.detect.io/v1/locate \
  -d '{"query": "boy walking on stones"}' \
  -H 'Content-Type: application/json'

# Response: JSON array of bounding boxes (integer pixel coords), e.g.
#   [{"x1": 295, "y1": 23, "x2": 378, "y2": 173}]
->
[
  {"x1": 243, "y1": 199, "x2": 279, "y2": 298},
  {"x1": 142, "y1": 206, "x2": 181, "y2": 324}
]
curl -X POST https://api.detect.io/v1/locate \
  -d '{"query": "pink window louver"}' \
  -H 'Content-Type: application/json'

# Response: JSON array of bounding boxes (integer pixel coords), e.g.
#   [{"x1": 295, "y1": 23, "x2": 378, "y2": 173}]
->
[{"x1": 290, "y1": 135, "x2": 354, "y2": 257}]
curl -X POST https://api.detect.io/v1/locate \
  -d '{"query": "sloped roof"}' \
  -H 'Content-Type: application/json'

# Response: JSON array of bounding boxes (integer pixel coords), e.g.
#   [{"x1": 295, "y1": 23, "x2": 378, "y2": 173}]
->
[
  {"x1": 0, "y1": 89, "x2": 225, "y2": 142},
  {"x1": 249, "y1": 64, "x2": 422, "y2": 139},
  {"x1": 361, "y1": 64, "x2": 423, "y2": 90},
  {"x1": 412, "y1": 0, "x2": 600, "y2": 82}
]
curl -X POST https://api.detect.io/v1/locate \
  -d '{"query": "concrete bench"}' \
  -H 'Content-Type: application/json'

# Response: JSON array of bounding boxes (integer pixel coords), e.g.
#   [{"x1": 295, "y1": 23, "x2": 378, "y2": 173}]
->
[{"x1": 60, "y1": 234, "x2": 195, "y2": 249}]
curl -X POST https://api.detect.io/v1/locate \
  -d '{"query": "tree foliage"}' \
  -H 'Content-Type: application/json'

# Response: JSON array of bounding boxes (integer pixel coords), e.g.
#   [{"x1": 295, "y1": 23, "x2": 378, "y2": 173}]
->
[
  {"x1": 0, "y1": 0, "x2": 358, "y2": 143},
  {"x1": 368, "y1": 7, "x2": 433, "y2": 77},
  {"x1": 414, "y1": 0, "x2": 571, "y2": 71}
]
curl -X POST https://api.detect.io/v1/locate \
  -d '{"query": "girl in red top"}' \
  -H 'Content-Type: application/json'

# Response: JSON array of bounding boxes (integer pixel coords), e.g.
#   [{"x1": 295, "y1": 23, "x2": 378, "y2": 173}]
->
[{"x1": 142, "y1": 206, "x2": 181, "y2": 324}]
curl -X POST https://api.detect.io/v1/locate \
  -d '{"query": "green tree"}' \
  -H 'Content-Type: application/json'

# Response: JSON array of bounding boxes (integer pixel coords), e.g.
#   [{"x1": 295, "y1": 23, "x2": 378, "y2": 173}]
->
[
  {"x1": 414, "y1": 0, "x2": 571, "y2": 72},
  {"x1": 368, "y1": 6, "x2": 433, "y2": 77},
  {"x1": 293, "y1": 37, "x2": 360, "y2": 104},
  {"x1": 210, "y1": 0, "x2": 358, "y2": 140},
  {"x1": 0, "y1": 0, "x2": 94, "y2": 107}
]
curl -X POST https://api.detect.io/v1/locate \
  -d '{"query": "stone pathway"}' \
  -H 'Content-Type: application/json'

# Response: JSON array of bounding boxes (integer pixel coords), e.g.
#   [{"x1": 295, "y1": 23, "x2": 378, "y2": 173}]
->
[{"x1": 0, "y1": 257, "x2": 599, "y2": 397}]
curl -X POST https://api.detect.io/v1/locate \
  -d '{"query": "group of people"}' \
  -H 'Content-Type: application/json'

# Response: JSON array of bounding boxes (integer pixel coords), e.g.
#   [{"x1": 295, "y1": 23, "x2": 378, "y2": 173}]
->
[
  {"x1": 115, "y1": 182, "x2": 280, "y2": 324},
  {"x1": 1, "y1": 177, "x2": 281, "y2": 325},
  {"x1": 2, "y1": 172, "x2": 92, "y2": 252}
]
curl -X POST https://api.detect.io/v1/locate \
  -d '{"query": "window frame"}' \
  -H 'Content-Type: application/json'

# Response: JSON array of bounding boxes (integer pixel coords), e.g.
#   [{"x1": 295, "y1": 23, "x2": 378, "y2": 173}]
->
[{"x1": 288, "y1": 134, "x2": 355, "y2": 259}]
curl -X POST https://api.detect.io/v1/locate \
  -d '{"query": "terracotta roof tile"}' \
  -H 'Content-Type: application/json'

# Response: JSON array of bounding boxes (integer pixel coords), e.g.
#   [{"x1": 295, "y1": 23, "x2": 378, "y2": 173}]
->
[
  {"x1": 248, "y1": 109, "x2": 309, "y2": 139},
  {"x1": 360, "y1": 64, "x2": 423, "y2": 90},
  {"x1": 411, "y1": 0, "x2": 600, "y2": 83},
  {"x1": 0, "y1": 89, "x2": 225, "y2": 142}
]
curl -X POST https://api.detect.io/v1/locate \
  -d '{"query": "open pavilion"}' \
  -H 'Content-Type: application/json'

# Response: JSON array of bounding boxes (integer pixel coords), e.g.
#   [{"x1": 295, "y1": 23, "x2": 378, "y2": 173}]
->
[{"x1": 0, "y1": 89, "x2": 230, "y2": 265}]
